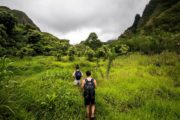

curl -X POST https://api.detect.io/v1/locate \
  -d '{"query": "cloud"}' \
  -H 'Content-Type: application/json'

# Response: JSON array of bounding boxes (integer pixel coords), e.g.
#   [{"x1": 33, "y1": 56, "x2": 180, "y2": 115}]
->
[{"x1": 1, "y1": 0, "x2": 150, "y2": 44}]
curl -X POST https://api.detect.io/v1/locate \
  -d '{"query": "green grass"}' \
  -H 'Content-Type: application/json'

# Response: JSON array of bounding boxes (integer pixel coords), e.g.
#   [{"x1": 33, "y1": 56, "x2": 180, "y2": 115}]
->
[{"x1": 0, "y1": 53, "x2": 180, "y2": 120}]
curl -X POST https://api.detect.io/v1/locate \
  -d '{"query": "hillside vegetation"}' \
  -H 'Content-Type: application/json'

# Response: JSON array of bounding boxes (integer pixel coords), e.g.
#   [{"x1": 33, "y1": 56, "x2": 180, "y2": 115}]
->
[
  {"x1": 0, "y1": 53, "x2": 180, "y2": 119},
  {"x1": 116, "y1": 0, "x2": 180, "y2": 54},
  {"x1": 0, "y1": 6, "x2": 70, "y2": 57}
]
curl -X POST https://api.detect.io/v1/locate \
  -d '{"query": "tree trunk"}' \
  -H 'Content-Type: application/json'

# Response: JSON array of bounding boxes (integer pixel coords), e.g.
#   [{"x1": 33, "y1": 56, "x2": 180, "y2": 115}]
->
[{"x1": 106, "y1": 58, "x2": 113, "y2": 79}]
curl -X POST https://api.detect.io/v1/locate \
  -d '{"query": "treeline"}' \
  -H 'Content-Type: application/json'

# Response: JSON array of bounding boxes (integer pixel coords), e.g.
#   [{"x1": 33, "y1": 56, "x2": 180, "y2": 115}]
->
[
  {"x1": 116, "y1": 32, "x2": 180, "y2": 54},
  {"x1": 0, "y1": 7, "x2": 70, "y2": 58},
  {"x1": 54, "y1": 32, "x2": 129, "y2": 62}
]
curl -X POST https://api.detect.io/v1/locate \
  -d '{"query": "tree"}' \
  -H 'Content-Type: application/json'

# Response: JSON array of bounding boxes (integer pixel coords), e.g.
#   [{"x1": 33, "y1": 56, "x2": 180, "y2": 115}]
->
[
  {"x1": 84, "y1": 32, "x2": 102, "y2": 50},
  {"x1": 106, "y1": 47, "x2": 116, "y2": 79},
  {"x1": 106, "y1": 44, "x2": 129, "y2": 79},
  {"x1": 0, "y1": 24, "x2": 8, "y2": 47},
  {"x1": 74, "y1": 44, "x2": 87, "y2": 57},
  {"x1": 68, "y1": 46, "x2": 76, "y2": 61},
  {"x1": 0, "y1": 11, "x2": 17, "y2": 34},
  {"x1": 51, "y1": 50, "x2": 63, "y2": 61},
  {"x1": 85, "y1": 47, "x2": 95, "y2": 61},
  {"x1": 96, "y1": 45, "x2": 109, "y2": 59},
  {"x1": 16, "y1": 47, "x2": 33, "y2": 59},
  {"x1": 31, "y1": 43, "x2": 44, "y2": 55},
  {"x1": 28, "y1": 30, "x2": 41, "y2": 44},
  {"x1": 114, "y1": 44, "x2": 129, "y2": 55}
]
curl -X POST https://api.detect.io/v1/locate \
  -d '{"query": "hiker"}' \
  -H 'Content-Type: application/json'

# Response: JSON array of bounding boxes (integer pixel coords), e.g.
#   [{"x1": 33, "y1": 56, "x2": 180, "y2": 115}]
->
[
  {"x1": 73, "y1": 65, "x2": 83, "y2": 85},
  {"x1": 81, "y1": 71, "x2": 97, "y2": 120}
]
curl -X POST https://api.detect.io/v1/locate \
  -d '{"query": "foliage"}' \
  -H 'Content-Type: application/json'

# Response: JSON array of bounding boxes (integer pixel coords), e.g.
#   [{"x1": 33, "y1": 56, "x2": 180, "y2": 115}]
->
[
  {"x1": 0, "y1": 7, "x2": 70, "y2": 57},
  {"x1": 68, "y1": 46, "x2": 76, "y2": 61},
  {"x1": 96, "y1": 45, "x2": 109, "y2": 59},
  {"x1": 0, "y1": 11, "x2": 17, "y2": 34},
  {"x1": 0, "y1": 53, "x2": 179, "y2": 119},
  {"x1": 118, "y1": 32, "x2": 180, "y2": 54},
  {"x1": 117, "y1": 0, "x2": 180, "y2": 54},
  {"x1": 85, "y1": 47, "x2": 95, "y2": 61},
  {"x1": 16, "y1": 46, "x2": 34, "y2": 59},
  {"x1": 27, "y1": 30, "x2": 41, "y2": 44},
  {"x1": 0, "y1": 56, "x2": 13, "y2": 80},
  {"x1": 157, "y1": 51, "x2": 179, "y2": 66},
  {"x1": 114, "y1": 44, "x2": 129, "y2": 55},
  {"x1": 84, "y1": 32, "x2": 102, "y2": 50},
  {"x1": 0, "y1": 24, "x2": 7, "y2": 46}
]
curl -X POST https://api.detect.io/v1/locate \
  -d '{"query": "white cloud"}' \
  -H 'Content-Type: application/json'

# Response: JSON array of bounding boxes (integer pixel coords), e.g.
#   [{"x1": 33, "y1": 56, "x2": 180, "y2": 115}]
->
[{"x1": 1, "y1": 0, "x2": 150, "y2": 44}]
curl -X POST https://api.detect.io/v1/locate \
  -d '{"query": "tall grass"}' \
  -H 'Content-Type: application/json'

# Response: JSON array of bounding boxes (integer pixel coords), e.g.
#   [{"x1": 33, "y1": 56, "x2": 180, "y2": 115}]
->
[{"x1": 0, "y1": 53, "x2": 179, "y2": 119}]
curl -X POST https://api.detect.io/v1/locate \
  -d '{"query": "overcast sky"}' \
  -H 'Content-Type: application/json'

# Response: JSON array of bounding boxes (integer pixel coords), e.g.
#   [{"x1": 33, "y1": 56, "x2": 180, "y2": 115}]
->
[{"x1": 1, "y1": 0, "x2": 150, "y2": 44}]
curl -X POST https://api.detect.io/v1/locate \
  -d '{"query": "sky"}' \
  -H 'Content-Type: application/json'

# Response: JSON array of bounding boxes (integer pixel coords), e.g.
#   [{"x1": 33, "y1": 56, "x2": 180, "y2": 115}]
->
[{"x1": 1, "y1": 0, "x2": 150, "y2": 44}]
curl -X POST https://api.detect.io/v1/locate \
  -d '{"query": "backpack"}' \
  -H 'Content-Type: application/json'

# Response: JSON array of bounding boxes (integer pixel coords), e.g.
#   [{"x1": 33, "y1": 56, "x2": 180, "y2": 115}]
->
[
  {"x1": 75, "y1": 71, "x2": 82, "y2": 80},
  {"x1": 84, "y1": 78, "x2": 95, "y2": 98}
]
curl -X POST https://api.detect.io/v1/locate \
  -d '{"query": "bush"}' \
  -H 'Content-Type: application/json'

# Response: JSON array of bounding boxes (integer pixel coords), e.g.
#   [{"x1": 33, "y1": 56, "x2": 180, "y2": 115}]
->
[
  {"x1": 16, "y1": 47, "x2": 34, "y2": 59},
  {"x1": 167, "y1": 62, "x2": 180, "y2": 87},
  {"x1": 27, "y1": 30, "x2": 41, "y2": 44},
  {"x1": 158, "y1": 51, "x2": 178, "y2": 66},
  {"x1": 0, "y1": 11, "x2": 17, "y2": 34},
  {"x1": 0, "y1": 56, "x2": 13, "y2": 80},
  {"x1": 85, "y1": 48, "x2": 95, "y2": 61}
]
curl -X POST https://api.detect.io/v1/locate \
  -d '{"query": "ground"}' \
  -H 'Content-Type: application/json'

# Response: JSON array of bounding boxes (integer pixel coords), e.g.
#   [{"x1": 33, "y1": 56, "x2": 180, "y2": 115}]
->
[{"x1": 0, "y1": 52, "x2": 180, "y2": 120}]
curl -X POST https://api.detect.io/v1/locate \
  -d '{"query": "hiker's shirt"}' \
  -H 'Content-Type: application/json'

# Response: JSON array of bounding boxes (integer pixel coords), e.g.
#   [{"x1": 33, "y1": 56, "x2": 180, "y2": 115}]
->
[
  {"x1": 86, "y1": 77, "x2": 93, "y2": 82},
  {"x1": 73, "y1": 70, "x2": 83, "y2": 80}
]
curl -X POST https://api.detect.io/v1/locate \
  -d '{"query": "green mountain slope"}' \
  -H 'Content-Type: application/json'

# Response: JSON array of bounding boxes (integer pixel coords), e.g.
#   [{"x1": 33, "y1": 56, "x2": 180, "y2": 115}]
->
[
  {"x1": 122, "y1": 0, "x2": 180, "y2": 36},
  {"x1": 118, "y1": 0, "x2": 180, "y2": 54},
  {"x1": 139, "y1": 0, "x2": 180, "y2": 33},
  {"x1": 12, "y1": 10, "x2": 40, "y2": 31},
  {"x1": 0, "y1": 6, "x2": 39, "y2": 30},
  {"x1": 0, "y1": 6, "x2": 70, "y2": 57}
]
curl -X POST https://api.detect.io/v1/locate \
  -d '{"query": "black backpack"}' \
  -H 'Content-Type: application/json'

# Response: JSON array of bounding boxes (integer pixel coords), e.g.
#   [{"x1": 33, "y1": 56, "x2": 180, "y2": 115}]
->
[
  {"x1": 75, "y1": 71, "x2": 82, "y2": 80},
  {"x1": 84, "y1": 78, "x2": 95, "y2": 98}
]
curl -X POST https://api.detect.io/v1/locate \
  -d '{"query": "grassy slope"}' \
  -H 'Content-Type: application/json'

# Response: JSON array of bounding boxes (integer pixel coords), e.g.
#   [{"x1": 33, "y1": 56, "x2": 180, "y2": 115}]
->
[{"x1": 1, "y1": 53, "x2": 180, "y2": 120}]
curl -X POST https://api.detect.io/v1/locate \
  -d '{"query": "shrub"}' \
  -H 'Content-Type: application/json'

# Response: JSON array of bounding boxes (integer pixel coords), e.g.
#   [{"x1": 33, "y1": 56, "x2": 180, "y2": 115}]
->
[
  {"x1": 16, "y1": 47, "x2": 34, "y2": 59},
  {"x1": 158, "y1": 51, "x2": 178, "y2": 66},
  {"x1": 0, "y1": 11, "x2": 17, "y2": 34},
  {"x1": 27, "y1": 30, "x2": 41, "y2": 44},
  {"x1": 85, "y1": 48, "x2": 95, "y2": 61}
]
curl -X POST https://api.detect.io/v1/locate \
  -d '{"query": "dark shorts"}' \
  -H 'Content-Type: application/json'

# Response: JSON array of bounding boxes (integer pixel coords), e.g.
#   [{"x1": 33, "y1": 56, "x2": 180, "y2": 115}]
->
[
  {"x1": 84, "y1": 97, "x2": 95, "y2": 106},
  {"x1": 84, "y1": 91, "x2": 95, "y2": 106}
]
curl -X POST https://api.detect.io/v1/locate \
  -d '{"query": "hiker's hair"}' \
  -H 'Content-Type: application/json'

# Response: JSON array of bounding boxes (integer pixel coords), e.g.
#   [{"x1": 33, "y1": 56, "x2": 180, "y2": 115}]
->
[
  {"x1": 86, "y1": 71, "x2": 91, "y2": 76},
  {"x1": 76, "y1": 65, "x2": 79, "y2": 69}
]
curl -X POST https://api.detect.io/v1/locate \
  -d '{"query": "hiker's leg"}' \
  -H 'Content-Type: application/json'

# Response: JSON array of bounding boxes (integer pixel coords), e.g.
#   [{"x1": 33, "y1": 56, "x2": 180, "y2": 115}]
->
[
  {"x1": 74, "y1": 80, "x2": 77, "y2": 85},
  {"x1": 77, "y1": 80, "x2": 80, "y2": 85},
  {"x1": 86, "y1": 105, "x2": 90, "y2": 117},
  {"x1": 91, "y1": 104, "x2": 95, "y2": 117},
  {"x1": 91, "y1": 96, "x2": 95, "y2": 118}
]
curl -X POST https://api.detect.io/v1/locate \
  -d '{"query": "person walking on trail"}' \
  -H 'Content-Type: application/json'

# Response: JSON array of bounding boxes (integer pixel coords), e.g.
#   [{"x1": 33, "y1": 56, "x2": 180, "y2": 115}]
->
[
  {"x1": 73, "y1": 65, "x2": 83, "y2": 85},
  {"x1": 81, "y1": 71, "x2": 97, "y2": 120}
]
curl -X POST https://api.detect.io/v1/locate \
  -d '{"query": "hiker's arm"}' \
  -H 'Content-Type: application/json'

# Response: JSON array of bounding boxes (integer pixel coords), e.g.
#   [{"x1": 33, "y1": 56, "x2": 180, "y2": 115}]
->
[
  {"x1": 81, "y1": 79, "x2": 85, "y2": 89},
  {"x1": 72, "y1": 71, "x2": 75, "y2": 78},
  {"x1": 94, "y1": 79, "x2": 97, "y2": 88}
]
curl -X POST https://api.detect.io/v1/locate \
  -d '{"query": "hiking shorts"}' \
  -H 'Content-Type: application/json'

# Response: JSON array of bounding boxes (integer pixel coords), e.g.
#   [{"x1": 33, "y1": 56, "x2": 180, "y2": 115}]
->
[
  {"x1": 74, "y1": 79, "x2": 80, "y2": 85},
  {"x1": 84, "y1": 96, "x2": 95, "y2": 106},
  {"x1": 84, "y1": 91, "x2": 95, "y2": 106}
]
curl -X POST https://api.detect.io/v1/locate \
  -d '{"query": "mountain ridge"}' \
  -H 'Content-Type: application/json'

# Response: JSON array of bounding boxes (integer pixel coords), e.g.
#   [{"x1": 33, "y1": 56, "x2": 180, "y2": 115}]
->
[
  {"x1": 0, "y1": 6, "x2": 40, "y2": 31},
  {"x1": 120, "y1": 0, "x2": 180, "y2": 37}
]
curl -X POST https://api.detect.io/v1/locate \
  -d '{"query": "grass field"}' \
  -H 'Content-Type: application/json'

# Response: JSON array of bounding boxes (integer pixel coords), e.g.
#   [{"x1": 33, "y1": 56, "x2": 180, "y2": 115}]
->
[{"x1": 0, "y1": 52, "x2": 180, "y2": 120}]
